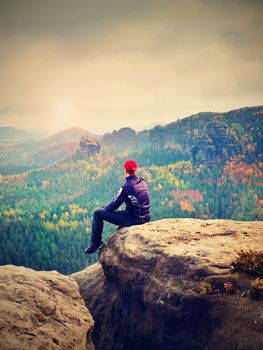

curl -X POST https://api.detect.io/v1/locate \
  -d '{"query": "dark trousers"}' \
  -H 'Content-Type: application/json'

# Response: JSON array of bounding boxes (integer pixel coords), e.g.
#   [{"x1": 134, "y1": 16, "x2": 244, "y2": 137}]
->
[{"x1": 91, "y1": 208, "x2": 138, "y2": 245}]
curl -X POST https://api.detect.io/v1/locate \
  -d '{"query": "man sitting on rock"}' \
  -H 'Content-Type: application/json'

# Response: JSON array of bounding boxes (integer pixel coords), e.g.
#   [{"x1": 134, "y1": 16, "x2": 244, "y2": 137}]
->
[{"x1": 85, "y1": 160, "x2": 151, "y2": 254}]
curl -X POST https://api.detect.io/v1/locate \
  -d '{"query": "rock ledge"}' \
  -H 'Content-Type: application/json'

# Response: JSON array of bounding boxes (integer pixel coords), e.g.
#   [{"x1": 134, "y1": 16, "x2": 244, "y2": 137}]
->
[{"x1": 73, "y1": 218, "x2": 263, "y2": 350}]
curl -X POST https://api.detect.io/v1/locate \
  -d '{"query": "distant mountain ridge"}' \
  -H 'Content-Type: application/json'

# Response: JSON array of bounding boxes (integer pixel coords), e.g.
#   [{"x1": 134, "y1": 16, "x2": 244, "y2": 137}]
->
[
  {"x1": 0, "y1": 127, "x2": 42, "y2": 142},
  {"x1": 0, "y1": 127, "x2": 96, "y2": 172},
  {"x1": 101, "y1": 105, "x2": 262, "y2": 160},
  {"x1": 1, "y1": 105, "x2": 262, "y2": 173},
  {"x1": 148, "y1": 105, "x2": 263, "y2": 164},
  {"x1": 29, "y1": 127, "x2": 95, "y2": 167},
  {"x1": 39, "y1": 127, "x2": 90, "y2": 149}
]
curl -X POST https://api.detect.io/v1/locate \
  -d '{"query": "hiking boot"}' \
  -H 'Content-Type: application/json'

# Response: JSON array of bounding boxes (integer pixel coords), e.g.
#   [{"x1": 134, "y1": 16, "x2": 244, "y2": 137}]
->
[{"x1": 85, "y1": 242, "x2": 105, "y2": 254}]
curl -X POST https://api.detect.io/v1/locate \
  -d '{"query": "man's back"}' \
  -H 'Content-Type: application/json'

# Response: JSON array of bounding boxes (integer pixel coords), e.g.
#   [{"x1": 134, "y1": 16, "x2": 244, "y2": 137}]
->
[
  {"x1": 104, "y1": 174, "x2": 150, "y2": 223},
  {"x1": 123, "y1": 175, "x2": 150, "y2": 223}
]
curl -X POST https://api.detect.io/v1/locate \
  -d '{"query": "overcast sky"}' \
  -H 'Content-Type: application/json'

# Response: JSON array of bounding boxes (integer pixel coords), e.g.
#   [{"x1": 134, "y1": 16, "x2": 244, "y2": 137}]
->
[{"x1": 0, "y1": 0, "x2": 262, "y2": 135}]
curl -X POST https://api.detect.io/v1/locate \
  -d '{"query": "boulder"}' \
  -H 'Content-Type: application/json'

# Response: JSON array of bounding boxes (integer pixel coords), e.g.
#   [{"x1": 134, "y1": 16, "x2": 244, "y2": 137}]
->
[
  {"x1": 73, "y1": 218, "x2": 263, "y2": 350},
  {"x1": 0, "y1": 265, "x2": 94, "y2": 350}
]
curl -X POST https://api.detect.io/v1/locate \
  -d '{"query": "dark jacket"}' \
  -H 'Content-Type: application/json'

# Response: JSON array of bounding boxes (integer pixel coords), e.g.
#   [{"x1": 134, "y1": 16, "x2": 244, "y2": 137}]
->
[{"x1": 104, "y1": 175, "x2": 150, "y2": 223}]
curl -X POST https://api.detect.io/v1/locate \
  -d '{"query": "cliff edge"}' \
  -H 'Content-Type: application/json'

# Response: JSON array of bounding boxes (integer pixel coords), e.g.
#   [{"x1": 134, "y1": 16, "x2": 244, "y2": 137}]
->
[
  {"x1": 73, "y1": 218, "x2": 263, "y2": 350},
  {"x1": 0, "y1": 265, "x2": 94, "y2": 350}
]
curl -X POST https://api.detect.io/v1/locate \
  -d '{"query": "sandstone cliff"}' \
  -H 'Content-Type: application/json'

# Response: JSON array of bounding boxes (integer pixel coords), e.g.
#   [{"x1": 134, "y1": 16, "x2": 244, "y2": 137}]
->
[
  {"x1": 191, "y1": 122, "x2": 242, "y2": 165},
  {"x1": 0, "y1": 265, "x2": 94, "y2": 350},
  {"x1": 73, "y1": 218, "x2": 263, "y2": 350}
]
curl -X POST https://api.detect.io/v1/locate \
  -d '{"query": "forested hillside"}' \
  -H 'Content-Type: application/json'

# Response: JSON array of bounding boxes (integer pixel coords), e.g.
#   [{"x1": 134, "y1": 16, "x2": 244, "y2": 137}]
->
[{"x1": 0, "y1": 106, "x2": 262, "y2": 274}]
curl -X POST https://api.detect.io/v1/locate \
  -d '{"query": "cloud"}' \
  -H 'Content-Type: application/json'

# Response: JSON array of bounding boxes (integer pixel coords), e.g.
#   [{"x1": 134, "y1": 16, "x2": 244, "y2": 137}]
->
[{"x1": 0, "y1": 0, "x2": 262, "y2": 134}]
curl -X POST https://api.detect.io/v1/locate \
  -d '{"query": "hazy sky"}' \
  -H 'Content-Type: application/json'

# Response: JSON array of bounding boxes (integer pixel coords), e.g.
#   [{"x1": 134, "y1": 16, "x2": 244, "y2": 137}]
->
[{"x1": 0, "y1": 0, "x2": 262, "y2": 135}]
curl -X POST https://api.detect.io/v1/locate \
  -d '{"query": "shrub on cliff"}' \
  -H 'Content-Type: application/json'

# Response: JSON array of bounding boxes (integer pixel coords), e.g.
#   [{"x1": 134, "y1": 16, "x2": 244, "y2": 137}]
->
[{"x1": 232, "y1": 249, "x2": 263, "y2": 276}]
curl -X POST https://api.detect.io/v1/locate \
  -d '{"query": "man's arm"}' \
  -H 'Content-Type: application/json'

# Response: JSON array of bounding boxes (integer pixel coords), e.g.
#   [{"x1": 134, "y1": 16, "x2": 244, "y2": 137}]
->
[{"x1": 104, "y1": 187, "x2": 128, "y2": 212}]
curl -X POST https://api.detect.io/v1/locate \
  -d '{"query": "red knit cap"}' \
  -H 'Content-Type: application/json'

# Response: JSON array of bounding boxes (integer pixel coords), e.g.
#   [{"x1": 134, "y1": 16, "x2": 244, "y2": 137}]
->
[{"x1": 123, "y1": 159, "x2": 138, "y2": 171}]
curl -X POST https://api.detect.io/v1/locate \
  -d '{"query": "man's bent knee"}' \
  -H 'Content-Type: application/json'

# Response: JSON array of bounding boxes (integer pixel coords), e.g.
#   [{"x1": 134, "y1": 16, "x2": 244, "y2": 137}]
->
[{"x1": 94, "y1": 207, "x2": 109, "y2": 219}]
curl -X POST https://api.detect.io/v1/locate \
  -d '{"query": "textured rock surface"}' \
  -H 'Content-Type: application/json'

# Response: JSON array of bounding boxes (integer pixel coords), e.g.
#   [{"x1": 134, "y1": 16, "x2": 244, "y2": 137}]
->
[
  {"x1": 191, "y1": 122, "x2": 241, "y2": 164},
  {"x1": 75, "y1": 135, "x2": 100, "y2": 159},
  {"x1": 73, "y1": 218, "x2": 263, "y2": 350},
  {"x1": 0, "y1": 265, "x2": 94, "y2": 350}
]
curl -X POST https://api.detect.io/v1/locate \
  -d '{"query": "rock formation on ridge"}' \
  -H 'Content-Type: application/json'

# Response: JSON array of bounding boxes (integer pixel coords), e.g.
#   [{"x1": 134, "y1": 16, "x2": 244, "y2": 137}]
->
[
  {"x1": 0, "y1": 265, "x2": 94, "y2": 350},
  {"x1": 191, "y1": 122, "x2": 242, "y2": 165},
  {"x1": 73, "y1": 218, "x2": 263, "y2": 350},
  {"x1": 75, "y1": 135, "x2": 101, "y2": 159}
]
